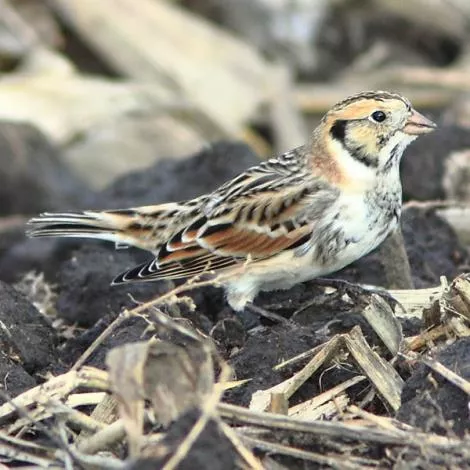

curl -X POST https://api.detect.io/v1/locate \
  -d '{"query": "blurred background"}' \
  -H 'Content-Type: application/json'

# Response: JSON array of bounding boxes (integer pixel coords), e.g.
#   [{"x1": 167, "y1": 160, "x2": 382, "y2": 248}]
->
[{"x1": 0, "y1": 0, "x2": 470, "y2": 285}]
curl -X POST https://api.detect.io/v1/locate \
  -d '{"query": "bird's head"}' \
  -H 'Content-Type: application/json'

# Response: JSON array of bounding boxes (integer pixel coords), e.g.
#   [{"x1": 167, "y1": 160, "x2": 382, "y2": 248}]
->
[{"x1": 317, "y1": 91, "x2": 437, "y2": 175}]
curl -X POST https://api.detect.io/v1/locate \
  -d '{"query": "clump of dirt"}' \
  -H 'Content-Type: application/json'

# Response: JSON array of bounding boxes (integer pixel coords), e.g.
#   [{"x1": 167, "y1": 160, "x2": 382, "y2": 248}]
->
[
  {"x1": 402, "y1": 125, "x2": 470, "y2": 201},
  {"x1": 398, "y1": 337, "x2": 470, "y2": 436},
  {"x1": 0, "y1": 281, "x2": 57, "y2": 401},
  {"x1": 101, "y1": 141, "x2": 261, "y2": 207},
  {"x1": 55, "y1": 244, "x2": 169, "y2": 326}
]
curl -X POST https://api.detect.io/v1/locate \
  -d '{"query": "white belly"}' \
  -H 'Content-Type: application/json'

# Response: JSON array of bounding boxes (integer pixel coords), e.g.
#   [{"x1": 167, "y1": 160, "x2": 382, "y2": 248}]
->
[{"x1": 241, "y1": 193, "x2": 396, "y2": 280}]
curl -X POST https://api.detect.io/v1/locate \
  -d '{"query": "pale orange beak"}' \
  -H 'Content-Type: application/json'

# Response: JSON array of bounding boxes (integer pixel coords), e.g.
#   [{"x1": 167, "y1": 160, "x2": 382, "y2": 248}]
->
[{"x1": 403, "y1": 109, "x2": 437, "y2": 135}]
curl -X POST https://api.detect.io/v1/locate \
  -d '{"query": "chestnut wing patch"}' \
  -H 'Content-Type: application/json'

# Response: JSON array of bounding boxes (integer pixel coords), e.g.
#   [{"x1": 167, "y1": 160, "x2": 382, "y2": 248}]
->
[
  {"x1": 196, "y1": 223, "x2": 312, "y2": 257},
  {"x1": 112, "y1": 222, "x2": 312, "y2": 283}
]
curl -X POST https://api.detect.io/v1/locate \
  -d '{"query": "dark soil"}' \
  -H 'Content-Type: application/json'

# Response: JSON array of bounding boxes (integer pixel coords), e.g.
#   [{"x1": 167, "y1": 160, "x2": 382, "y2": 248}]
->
[
  {"x1": 126, "y1": 410, "x2": 239, "y2": 470},
  {"x1": 55, "y1": 244, "x2": 168, "y2": 326},
  {"x1": 0, "y1": 281, "x2": 56, "y2": 401},
  {"x1": 101, "y1": 141, "x2": 261, "y2": 208},
  {"x1": 398, "y1": 337, "x2": 470, "y2": 437},
  {"x1": 0, "y1": 281, "x2": 55, "y2": 372}
]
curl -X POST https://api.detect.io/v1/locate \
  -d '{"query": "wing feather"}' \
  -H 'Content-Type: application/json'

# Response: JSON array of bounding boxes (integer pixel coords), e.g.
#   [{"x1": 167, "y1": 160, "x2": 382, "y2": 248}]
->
[{"x1": 115, "y1": 155, "x2": 338, "y2": 284}]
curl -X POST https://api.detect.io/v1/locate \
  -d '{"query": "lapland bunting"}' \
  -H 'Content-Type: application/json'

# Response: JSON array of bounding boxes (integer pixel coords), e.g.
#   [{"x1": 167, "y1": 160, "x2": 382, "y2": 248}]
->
[{"x1": 28, "y1": 91, "x2": 436, "y2": 311}]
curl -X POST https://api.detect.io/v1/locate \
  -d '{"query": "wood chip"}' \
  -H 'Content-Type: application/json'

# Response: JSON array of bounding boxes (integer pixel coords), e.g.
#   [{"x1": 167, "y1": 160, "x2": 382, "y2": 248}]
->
[
  {"x1": 345, "y1": 327, "x2": 404, "y2": 411},
  {"x1": 361, "y1": 294, "x2": 403, "y2": 355}
]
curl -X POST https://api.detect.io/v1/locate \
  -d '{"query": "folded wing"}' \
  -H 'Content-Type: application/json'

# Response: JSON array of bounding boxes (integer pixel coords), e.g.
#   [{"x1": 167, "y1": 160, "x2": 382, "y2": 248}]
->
[{"x1": 114, "y1": 160, "x2": 338, "y2": 283}]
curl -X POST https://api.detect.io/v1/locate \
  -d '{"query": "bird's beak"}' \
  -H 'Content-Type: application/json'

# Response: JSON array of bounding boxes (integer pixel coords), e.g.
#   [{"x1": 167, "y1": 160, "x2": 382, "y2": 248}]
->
[{"x1": 403, "y1": 109, "x2": 437, "y2": 135}]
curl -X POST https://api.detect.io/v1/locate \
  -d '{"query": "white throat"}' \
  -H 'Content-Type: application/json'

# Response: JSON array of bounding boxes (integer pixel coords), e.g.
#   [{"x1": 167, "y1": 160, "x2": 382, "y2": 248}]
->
[{"x1": 330, "y1": 138, "x2": 375, "y2": 184}]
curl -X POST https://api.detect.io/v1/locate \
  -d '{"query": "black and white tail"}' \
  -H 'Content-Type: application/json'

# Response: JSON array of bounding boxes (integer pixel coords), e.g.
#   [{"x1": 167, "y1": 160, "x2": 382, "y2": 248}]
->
[{"x1": 27, "y1": 209, "x2": 153, "y2": 249}]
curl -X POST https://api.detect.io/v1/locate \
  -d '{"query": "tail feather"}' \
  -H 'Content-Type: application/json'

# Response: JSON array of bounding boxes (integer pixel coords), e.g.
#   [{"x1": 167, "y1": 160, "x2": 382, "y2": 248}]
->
[
  {"x1": 27, "y1": 202, "x2": 202, "y2": 254},
  {"x1": 27, "y1": 211, "x2": 138, "y2": 246}
]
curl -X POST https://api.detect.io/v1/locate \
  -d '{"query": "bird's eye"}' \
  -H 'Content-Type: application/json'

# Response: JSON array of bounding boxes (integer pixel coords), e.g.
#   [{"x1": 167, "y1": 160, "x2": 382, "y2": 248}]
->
[{"x1": 371, "y1": 110, "x2": 386, "y2": 123}]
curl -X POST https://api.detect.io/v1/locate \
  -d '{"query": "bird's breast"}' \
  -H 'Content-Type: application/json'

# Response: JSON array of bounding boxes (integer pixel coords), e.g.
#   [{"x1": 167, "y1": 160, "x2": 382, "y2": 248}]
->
[{"x1": 310, "y1": 183, "x2": 402, "y2": 270}]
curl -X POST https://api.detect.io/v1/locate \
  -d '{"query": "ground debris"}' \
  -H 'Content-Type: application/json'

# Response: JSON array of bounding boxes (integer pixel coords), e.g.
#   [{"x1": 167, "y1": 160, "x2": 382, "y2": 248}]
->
[{"x1": 0, "y1": 272, "x2": 467, "y2": 468}]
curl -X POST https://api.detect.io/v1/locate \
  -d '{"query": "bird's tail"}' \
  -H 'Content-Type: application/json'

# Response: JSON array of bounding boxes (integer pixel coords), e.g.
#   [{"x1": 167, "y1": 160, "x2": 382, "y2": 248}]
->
[{"x1": 27, "y1": 208, "x2": 161, "y2": 250}]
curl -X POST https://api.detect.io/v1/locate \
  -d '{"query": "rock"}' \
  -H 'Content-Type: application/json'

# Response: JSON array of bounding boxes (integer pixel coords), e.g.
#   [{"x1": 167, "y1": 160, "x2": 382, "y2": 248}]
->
[
  {"x1": 0, "y1": 281, "x2": 55, "y2": 373},
  {"x1": 397, "y1": 337, "x2": 470, "y2": 436},
  {"x1": 0, "y1": 121, "x2": 93, "y2": 216}
]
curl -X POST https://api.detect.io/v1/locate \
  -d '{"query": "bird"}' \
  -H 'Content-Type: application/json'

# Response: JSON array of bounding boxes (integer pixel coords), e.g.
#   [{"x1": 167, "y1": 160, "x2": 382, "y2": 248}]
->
[{"x1": 27, "y1": 90, "x2": 437, "y2": 312}]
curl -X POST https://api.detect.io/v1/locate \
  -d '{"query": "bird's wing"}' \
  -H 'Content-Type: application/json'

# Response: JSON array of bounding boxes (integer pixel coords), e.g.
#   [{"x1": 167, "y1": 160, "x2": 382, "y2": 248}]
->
[{"x1": 115, "y1": 153, "x2": 339, "y2": 283}]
